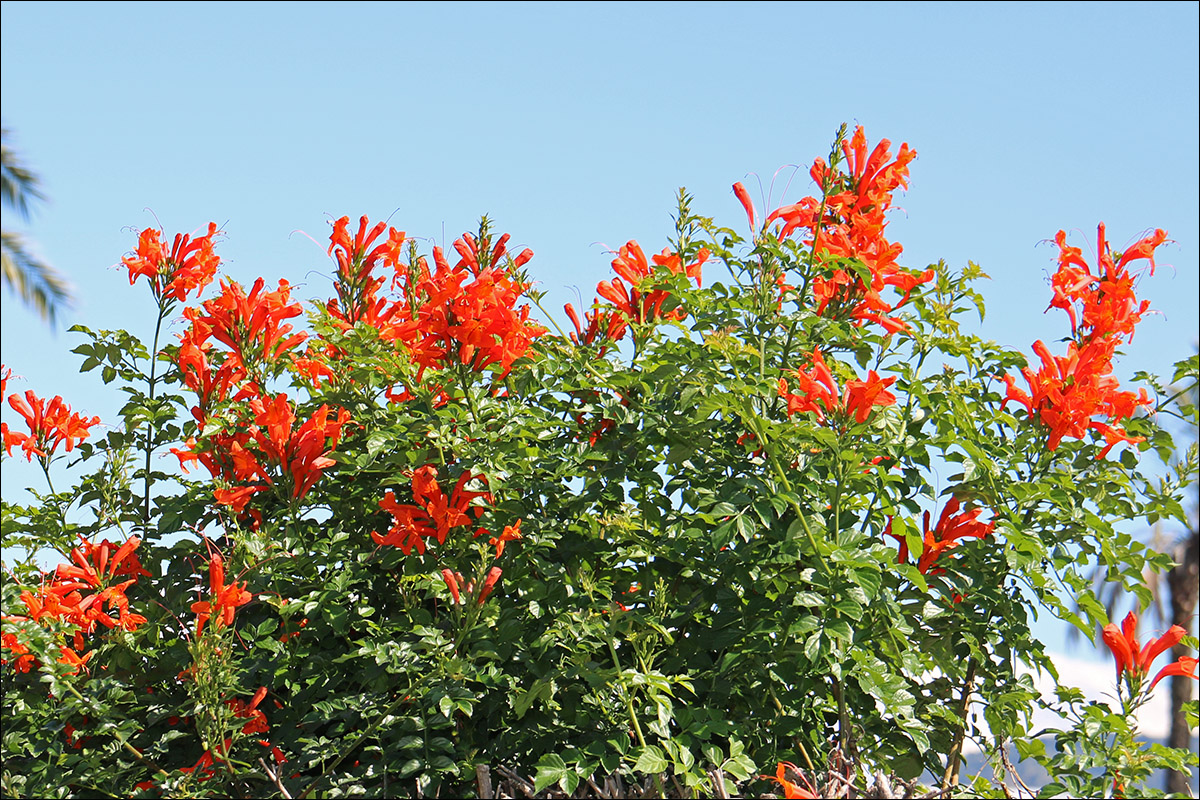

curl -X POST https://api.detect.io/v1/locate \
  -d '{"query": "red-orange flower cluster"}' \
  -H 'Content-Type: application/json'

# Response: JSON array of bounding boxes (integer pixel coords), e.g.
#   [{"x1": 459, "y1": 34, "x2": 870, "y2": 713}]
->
[
  {"x1": 1003, "y1": 339, "x2": 1149, "y2": 458},
  {"x1": 1048, "y1": 224, "x2": 1166, "y2": 342},
  {"x1": 326, "y1": 215, "x2": 408, "y2": 333},
  {"x1": 1004, "y1": 224, "x2": 1164, "y2": 458},
  {"x1": 1, "y1": 536, "x2": 149, "y2": 674},
  {"x1": 171, "y1": 270, "x2": 350, "y2": 514},
  {"x1": 329, "y1": 222, "x2": 548, "y2": 384},
  {"x1": 563, "y1": 301, "x2": 628, "y2": 354},
  {"x1": 4, "y1": 388, "x2": 100, "y2": 462},
  {"x1": 1101, "y1": 611, "x2": 1198, "y2": 692},
  {"x1": 883, "y1": 497, "x2": 993, "y2": 575},
  {"x1": 439, "y1": 566, "x2": 504, "y2": 606},
  {"x1": 122, "y1": 223, "x2": 222, "y2": 303},
  {"x1": 372, "y1": 465, "x2": 492, "y2": 555},
  {"x1": 778, "y1": 348, "x2": 897, "y2": 426},
  {"x1": 411, "y1": 234, "x2": 544, "y2": 381},
  {"x1": 764, "y1": 127, "x2": 932, "y2": 332},
  {"x1": 593, "y1": 240, "x2": 708, "y2": 329},
  {"x1": 227, "y1": 686, "x2": 271, "y2": 735},
  {"x1": 173, "y1": 391, "x2": 349, "y2": 514},
  {"x1": 183, "y1": 277, "x2": 307, "y2": 381},
  {"x1": 247, "y1": 392, "x2": 351, "y2": 499},
  {"x1": 190, "y1": 552, "x2": 252, "y2": 637}
]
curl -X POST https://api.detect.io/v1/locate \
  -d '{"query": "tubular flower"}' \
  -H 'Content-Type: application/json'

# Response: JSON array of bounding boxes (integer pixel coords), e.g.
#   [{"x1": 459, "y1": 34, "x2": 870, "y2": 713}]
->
[
  {"x1": 1, "y1": 535, "x2": 149, "y2": 673},
  {"x1": 228, "y1": 687, "x2": 271, "y2": 735},
  {"x1": 57, "y1": 646, "x2": 95, "y2": 675},
  {"x1": 596, "y1": 240, "x2": 708, "y2": 327},
  {"x1": 372, "y1": 466, "x2": 492, "y2": 555},
  {"x1": 477, "y1": 566, "x2": 503, "y2": 605},
  {"x1": 326, "y1": 215, "x2": 408, "y2": 333},
  {"x1": 122, "y1": 222, "x2": 222, "y2": 302},
  {"x1": 179, "y1": 743, "x2": 225, "y2": 782},
  {"x1": 248, "y1": 393, "x2": 351, "y2": 499},
  {"x1": 765, "y1": 126, "x2": 931, "y2": 333},
  {"x1": 760, "y1": 762, "x2": 818, "y2": 799},
  {"x1": 441, "y1": 569, "x2": 462, "y2": 605},
  {"x1": 5, "y1": 390, "x2": 100, "y2": 462},
  {"x1": 1005, "y1": 224, "x2": 1164, "y2": 459},
  {"x1": 1151, "y1": 657, "x2": 1198, "y2": 691},
  {"x1": 489, "y1": 519, "x2": 523, "y2": 559},
  {"x1": 213, "y1": 485, "x2": 266, "y2": 514},
  {"x1": 187, "y1": 277, "x2": 307, "y2": 379},
  {"x1": 191, "y1": 553, "x2": 252, "y2": 637},
  {"x1": 732, "y1": 181, "x2": 758, "y2": 233},
  {"x1": 778, "y1": 348, "x2": 896, "y2": 427},
  {"x1": 383, "y1": 228, "x2": 547, "y2": 383},
  {"x1": 884, "y1": 497, "x2": 993, "y2": 576},
  {"x1": 1101, "y1": 611, "x2": 1197, "y2": 692}
]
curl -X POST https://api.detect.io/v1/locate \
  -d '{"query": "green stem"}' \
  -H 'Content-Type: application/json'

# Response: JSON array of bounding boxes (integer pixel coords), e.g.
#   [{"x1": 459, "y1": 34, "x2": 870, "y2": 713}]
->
[
  {"x1": 830, "y1": 444, "x2": 845, "y2": 539},
  {"x1": 606, "y1": 631, "x2": 647, "y2": 748},
  {"x1": 942, "y1": 657, "x2": 977, "y2": 789},
  {"x1": 142, "y1": 304, "x2": 167, "y2": 535},
  {"x1": 831, "y1": 675, "x2": 850, "y2": 756},
  {"x1": 606, "y1": 629, "x2": 667, "y2": 797},
  {"x1": 529, "y1": 295, "x2": 571, "y2": 342},
  {"x1": 795, "y1": 739, "x2": 817, "y2": 774},
  {"x1": 39, "y1": 459, "x2": 74, "y2": 540},
  {"x1": 740, "y1": 404, "x2": 831, "y2": 574}
]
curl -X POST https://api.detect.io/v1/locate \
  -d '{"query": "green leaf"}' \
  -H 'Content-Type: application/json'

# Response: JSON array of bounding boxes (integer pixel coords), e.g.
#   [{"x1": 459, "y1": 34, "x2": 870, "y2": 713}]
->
[
  {"x1": 832, "y1": 596, "x2": 863, "y2": 621},
  {"x1": 803, "y1": 631, "x2": 822, "y2": 661},
  {"x1": 633, "y1": 745, "x2": 669, "y2": 775},
  {"x1": 533, "y1": 754, "x2": 570, "y2": 793}
]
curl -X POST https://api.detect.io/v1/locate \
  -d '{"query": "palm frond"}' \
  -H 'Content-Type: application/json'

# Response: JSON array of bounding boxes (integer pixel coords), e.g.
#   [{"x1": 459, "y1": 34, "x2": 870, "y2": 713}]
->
[
  {"x1": 1, "y1": 229, "x2": 72, "y2": 324},
  {"x1": 1, "y1": 127, "x2": 46, "y2": 221}
]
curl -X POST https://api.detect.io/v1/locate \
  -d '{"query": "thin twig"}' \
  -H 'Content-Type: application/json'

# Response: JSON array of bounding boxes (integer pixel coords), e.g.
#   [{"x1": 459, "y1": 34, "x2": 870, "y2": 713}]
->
[
  {"x1": 827, "y1": 769, "x2": 866, "y2": 798},
  {"x1": 942, "y1": 658, "x2": 977, "y2": 789},
  {"x1": 999, "y1": 743, "x2": 1035, "y2": 799},
  {"x1": 258, "y1": 757, "x2": 294, "y2": 799},
  {"x1": 586, "y1": 776, "x2": 609, "y2": 799},
  {"x1": 496, "y1": 765, "x2": 536, "y2": 797},
  {"x1": 711, "y1": 767, "x2": 730, "y2": 800}
]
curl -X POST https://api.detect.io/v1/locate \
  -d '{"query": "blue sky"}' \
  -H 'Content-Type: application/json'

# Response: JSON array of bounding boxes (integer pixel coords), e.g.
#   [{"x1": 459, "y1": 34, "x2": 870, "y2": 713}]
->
[{"x1": 2, "y1": 1, "x2": 1198, "y2": 676}]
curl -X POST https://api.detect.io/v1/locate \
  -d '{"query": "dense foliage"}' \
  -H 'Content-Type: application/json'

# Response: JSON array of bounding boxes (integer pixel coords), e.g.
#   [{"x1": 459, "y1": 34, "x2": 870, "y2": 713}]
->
[{"x1": 2, "y1": 125, "x2": 1197, "y2": 799}]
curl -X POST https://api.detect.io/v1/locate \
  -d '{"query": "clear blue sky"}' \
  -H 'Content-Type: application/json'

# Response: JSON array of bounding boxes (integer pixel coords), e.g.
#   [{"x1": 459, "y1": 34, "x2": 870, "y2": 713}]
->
[{"x1": 2, "y1": 2, "x2": 1198, "y2": 666}]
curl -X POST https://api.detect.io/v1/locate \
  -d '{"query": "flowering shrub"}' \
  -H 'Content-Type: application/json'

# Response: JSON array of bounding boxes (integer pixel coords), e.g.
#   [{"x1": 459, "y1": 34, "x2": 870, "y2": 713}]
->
[{"x1": 2, "y1": 125, "x2": 1197, "y2": 799}]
